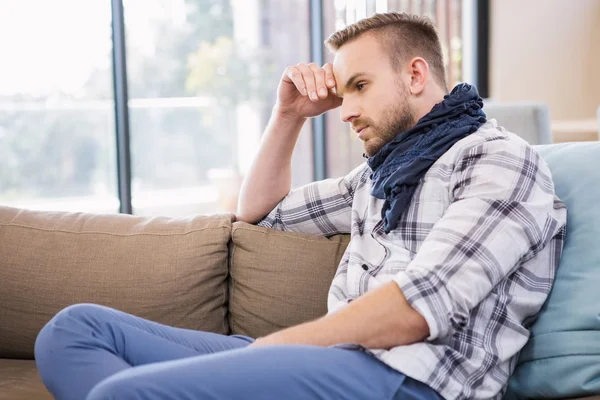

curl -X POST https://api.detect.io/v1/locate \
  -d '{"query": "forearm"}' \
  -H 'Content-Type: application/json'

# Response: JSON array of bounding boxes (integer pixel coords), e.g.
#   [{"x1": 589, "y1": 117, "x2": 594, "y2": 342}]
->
[
  {"x1": 255, "y1": 282, "x2": 429, "y2": 350},
  {"x1": 236, "y1": 107, "x2": 307, "y2": 223}
]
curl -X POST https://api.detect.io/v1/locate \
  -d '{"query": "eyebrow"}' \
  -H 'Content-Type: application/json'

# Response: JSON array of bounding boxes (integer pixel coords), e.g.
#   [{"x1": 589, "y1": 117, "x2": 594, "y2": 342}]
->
[{"x1": 336, "y1": 72, "x2": 369, "y2": 97}]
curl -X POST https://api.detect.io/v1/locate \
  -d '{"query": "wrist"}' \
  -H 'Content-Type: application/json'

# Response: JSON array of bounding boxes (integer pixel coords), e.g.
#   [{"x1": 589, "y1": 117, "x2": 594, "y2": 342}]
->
[{"x1": 272, "y1": 105, "x2": 307, "y2": 125}]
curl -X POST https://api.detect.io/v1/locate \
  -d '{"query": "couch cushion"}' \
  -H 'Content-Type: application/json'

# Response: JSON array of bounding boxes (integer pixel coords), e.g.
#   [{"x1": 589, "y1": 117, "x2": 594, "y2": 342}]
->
[
  {"x1": 0, "y1": 359, "x2": 52, "y2": 400},
  {"x1": 0, "y1": 207, "x2": 233, "y2": 359},
  {"x1": 506, "y1": 142, "x2": 600, "y2": 399},
  {"x1": 228, "y1": 222, "x2": 350, "y2": 338}
]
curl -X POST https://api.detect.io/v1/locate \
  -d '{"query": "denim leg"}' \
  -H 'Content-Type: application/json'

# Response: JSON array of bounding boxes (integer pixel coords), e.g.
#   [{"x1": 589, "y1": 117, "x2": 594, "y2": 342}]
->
[
  {"x1": 34, "y1": 303, "x2": 252, "y2": 400},
  {"x1": 85, "y1": 345, "x2": 414, "y2": 400}
]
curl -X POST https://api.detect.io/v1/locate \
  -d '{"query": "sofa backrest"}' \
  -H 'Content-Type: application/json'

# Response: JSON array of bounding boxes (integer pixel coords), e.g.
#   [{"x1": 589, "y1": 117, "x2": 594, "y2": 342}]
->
[
  {"x1": 483, "y1": 101, "x2": 553, "y2": 145},
  {"x1": 228, "y1": 222, "x2": 350, "y2": 338},
  {"x1": 0, "y1": 207, "x2": 233, "y2": 359}
]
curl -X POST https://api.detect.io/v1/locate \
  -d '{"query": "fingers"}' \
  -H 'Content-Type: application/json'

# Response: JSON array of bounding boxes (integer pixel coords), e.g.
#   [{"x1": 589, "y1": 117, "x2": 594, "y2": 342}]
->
[
  {"x1": 296, "y1": 63, "x2": 318, "y2": 101},
  {"x1": 284, "y1": 66, "x2": 308, "y2": 96},
  {"x1": 323, "y1": 63, "x2": 336, "y2": 89},
  {"x1": 308, "y1": 63, "x2": 328, "y2": 100},
  {"x1": 285, "y1": 63, "x2": 337, "y2": 102}
]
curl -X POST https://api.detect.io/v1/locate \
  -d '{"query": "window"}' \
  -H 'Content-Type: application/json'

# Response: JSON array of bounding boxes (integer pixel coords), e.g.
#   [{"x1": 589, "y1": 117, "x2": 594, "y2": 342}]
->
[
  {"x1": 0, "y1": 0, "x2": 312, "y2": 216},
  {"x1": 0, "y1": 1, "x2": 118, "y2": 213},
  {"x1": 123, "y1": 0, "x2": 313, "y2": 216}
]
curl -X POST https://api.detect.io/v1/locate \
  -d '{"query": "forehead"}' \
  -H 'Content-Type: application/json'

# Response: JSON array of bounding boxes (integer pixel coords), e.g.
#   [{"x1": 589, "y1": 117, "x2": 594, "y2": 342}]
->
[{"x1": 332, "y1": 33, "x2": 391, "y2": 80}]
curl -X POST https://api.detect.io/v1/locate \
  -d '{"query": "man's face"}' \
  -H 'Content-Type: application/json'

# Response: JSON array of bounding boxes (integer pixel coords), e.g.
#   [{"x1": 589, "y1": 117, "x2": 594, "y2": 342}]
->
[{"x1": 333, "y1": 33, "x2": 416, "y2": 157}]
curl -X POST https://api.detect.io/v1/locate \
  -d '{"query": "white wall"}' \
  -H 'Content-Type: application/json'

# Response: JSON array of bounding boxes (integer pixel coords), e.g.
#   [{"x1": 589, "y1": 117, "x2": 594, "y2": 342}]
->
[{"x1": 490, "y1": 0, "x2": 600, "y2": 121}]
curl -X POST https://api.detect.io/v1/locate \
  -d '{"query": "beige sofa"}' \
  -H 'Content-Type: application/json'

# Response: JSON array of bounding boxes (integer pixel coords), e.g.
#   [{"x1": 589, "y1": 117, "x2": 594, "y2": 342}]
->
[{"x1": 0, "y1": 205, "x2": 597, "y2": 400}]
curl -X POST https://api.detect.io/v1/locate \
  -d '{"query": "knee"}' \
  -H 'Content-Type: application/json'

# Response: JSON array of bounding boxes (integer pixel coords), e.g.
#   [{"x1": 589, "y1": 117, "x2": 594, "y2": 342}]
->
[
  {"x1": 35, "y1": 304, "x2": 105, "y2": 371},
  {"x1": 36, "y1": 303, "x2": 101, "y2": 343},
  {"x1": 51, "y1": 303, "x2": 109, "y2": 326}
]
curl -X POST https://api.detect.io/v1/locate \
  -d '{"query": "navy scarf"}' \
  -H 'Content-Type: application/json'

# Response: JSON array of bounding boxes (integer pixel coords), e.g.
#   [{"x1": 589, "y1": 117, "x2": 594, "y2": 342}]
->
[{"x1": 367, "y1": 83, "x2": 486, "y2": 233}]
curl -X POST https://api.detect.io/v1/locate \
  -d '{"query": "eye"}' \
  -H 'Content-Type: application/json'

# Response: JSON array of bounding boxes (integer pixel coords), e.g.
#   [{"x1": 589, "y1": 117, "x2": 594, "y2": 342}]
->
[{"x1": 356, "y1": 82, "x2": 366, "y2": 91}]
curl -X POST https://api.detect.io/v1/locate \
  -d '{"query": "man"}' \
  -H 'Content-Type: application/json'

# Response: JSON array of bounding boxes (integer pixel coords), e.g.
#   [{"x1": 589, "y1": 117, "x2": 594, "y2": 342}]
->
[{"x1": 35, "y1": 12, "x2": 566, "y2": 400}]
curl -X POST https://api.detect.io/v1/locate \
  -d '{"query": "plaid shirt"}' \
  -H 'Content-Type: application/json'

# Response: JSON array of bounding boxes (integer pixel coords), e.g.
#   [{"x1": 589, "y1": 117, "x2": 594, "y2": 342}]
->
[{"x1": 258, "y1": 120, "x2": 567, "y2": 400}]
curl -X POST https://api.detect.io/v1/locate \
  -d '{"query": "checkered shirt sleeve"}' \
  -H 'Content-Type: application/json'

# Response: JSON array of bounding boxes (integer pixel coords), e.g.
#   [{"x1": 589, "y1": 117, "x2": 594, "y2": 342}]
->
[{"x1": 257, "y1": 163, "x2": 370, "y2": 236}]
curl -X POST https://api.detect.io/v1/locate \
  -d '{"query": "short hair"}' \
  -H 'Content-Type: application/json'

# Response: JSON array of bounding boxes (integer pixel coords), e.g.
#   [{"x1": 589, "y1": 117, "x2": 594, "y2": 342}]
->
[{"x1": 325, "y1": 12, "x2": 448, "y2": 91}]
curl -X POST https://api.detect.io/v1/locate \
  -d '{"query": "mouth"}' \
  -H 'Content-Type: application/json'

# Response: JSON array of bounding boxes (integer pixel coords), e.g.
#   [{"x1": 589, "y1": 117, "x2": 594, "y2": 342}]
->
[{"x1": 354, "y1": 126, "x2": 368, "y2": 140}]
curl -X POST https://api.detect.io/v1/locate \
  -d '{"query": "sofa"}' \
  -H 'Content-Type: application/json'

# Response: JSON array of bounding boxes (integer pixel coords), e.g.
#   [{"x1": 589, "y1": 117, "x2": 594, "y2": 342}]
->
[
  {"x1": 482, "y1": 102, "x2": 553, "y2": 145},
  {"x1": 1, "y1": 141, "x2": 599, "y2": 400}
]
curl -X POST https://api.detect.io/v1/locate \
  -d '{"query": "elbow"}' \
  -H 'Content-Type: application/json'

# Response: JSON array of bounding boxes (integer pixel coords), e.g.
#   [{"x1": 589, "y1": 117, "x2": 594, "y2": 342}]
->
[
  {"x1": 235, "y1": 196, "x2": 258, "y2": 224},
  {"x1": 394, "y1": 297, "x2": 431, "y2": 346},
  {"x1": 385, "y1": 282, "x2": 431, "y2": 347},
  {"x1": 235, "y1": 207, "x2": 260, "y2": 225},
  {"x1": 394, "y1": 271, "x2": 470, "y2": 342},
  {"x1": 235, "y1": 214, "x2": 258, "y2": 225},
  {"x1": 408, "y1": 310, "x2": 430, "y2": 343}
]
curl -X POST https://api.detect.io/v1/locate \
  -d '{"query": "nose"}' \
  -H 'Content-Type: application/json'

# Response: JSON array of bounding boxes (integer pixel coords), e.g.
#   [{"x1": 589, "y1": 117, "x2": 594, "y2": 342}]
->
[{"x1": 340, "y1": 98, "x2": 360, "y2": 123}]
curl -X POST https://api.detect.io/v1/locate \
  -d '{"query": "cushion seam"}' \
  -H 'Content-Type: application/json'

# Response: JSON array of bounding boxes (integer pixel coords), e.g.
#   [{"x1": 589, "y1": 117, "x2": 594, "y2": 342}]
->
[
  {"x1": 229, "y1": 239, "x2": 238, "y2": 334},
  {"x1": 532, "y1": 328, "x2": 600, "y2": 337},
  {"x1": 220, "y1": 270, "x2": 228, "y2": 334},
  {"x1": 0, "y1": 223, "x2": 230, "y2": 237},
  {"x1": 519, "y1": 353, "x2": 600, "y2": 364}
]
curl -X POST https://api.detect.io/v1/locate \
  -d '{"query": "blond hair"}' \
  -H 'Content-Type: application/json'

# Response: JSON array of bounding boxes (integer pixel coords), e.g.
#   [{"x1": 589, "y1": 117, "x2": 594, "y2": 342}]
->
[{"x1": 325, "y1": 12, "x2": 447, "y2": 91}]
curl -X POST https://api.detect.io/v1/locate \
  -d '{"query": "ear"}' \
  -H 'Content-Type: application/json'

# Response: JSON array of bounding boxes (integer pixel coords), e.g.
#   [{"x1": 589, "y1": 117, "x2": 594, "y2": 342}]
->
[{"x1": 406, "y1": 57, "x2": 429, "y2": 95}]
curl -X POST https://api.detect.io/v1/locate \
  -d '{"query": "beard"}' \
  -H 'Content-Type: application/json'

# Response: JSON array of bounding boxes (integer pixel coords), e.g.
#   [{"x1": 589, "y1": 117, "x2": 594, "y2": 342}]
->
[{"x1": 355, "y1": 83, "x2": 416, "y2": 157}]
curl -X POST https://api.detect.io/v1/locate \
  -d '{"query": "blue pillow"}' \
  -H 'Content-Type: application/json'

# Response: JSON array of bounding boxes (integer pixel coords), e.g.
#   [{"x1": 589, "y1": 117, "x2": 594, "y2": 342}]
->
[{"x1": 506, "y1": 142, "x2": 600, "y2": 399}]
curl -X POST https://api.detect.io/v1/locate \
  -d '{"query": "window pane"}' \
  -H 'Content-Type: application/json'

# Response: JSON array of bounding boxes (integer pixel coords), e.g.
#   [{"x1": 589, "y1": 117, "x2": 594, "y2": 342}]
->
[
  {"x1": 0, "y1": 1, "x2": 118, "y2": 213},
  {"x1": 323, "y1": 0, "x2": 465, "y2": 178},
  {"x1": 124, "y1": 0, "x2": 312, "y2": 216}
]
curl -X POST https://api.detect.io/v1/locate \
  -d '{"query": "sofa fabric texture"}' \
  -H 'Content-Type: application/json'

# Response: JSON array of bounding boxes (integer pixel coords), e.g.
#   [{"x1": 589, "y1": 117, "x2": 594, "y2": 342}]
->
[
  {"x1": 0, "y1": 207, "x2": 232, "y2": 361},
  {"x1": 228, "y1": 222, "x2": 351, "y2": 338}
]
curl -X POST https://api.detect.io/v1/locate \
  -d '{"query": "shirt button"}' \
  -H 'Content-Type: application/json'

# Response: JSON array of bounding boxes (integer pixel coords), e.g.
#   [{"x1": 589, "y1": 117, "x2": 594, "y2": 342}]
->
[{"x1": 362, "y1": 264, "x2": 369, "y2": 271}]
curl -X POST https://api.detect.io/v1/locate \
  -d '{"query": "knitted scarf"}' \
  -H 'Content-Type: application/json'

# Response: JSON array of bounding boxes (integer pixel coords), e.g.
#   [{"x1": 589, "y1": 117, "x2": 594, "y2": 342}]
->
[{"x1": 367, "y1": 83, "x2": 487, "y2": 233}]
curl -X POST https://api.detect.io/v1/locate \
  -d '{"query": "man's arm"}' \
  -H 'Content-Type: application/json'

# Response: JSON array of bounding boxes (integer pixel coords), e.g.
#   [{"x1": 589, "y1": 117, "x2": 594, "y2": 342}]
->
[
  {"x1": 236, "y1": 110, "x2": 306, "y2": 224},
  {"x1": 237, "y1": 62, "x2": 342, "y2": 224},
  {"x1": 255, "y1": 161, "x2": 368, "y2": 235},
  {"x1": 251, "y1": 281, "x2": 429, "y2": 349}
]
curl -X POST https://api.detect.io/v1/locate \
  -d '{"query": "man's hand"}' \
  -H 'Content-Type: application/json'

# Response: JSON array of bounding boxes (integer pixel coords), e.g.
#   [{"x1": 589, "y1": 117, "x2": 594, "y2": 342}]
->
[
  {"x1": 248, "y1": 333, "x2": 288, "y2": 348},
  {"x1": 275, "y1": 63, "x2": 343, "y2": 120}
]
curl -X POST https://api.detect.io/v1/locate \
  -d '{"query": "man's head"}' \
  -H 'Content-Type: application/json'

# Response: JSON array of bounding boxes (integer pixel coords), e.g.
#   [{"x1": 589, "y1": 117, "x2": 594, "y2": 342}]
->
[{"x1": 325, "y1": 12, "x2": 448, "y2": 156}]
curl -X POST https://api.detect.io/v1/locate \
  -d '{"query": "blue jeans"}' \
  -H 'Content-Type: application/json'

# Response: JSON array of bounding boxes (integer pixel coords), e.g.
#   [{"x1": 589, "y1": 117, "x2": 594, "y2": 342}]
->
[{"x1": 34, "y1": 303, "x2": 442, "y2": 400}]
